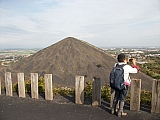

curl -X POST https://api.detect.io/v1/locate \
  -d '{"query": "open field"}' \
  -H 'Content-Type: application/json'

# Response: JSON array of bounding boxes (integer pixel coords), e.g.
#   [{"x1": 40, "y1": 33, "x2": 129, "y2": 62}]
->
[{"x1": 0, "y1": 49, "x2": 39, "y2": 56}]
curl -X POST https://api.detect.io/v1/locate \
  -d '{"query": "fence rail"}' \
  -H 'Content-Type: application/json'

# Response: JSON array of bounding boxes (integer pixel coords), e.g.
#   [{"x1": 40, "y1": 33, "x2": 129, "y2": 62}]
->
[
  {"x1": 151, "y1": 79, "x2": 160, "y2": 113},
  {"x1": 17, "y1": 73, "x2": 25, "y2": 98},
  {"x1": 0, "y1": 72, "x2": 159, "y2": 113},
  {"x1": 130, "y1": 79, "x2": 141, "y2": 111},
  {"x1": 5, "y1": 72, "x2": 12, "y2": 96},
  {"x1": 75, "y1": 76, "x2": 84, "y2": 104},
  {"x1": 31, "y1": 73, "x2": 38, "y2": 99},
  {"x1": 92, "y1": 77, "x2": 101, "y2": 106},
  {"x1": 0, "y1": 77, "x2": 1, "y2": 95}
]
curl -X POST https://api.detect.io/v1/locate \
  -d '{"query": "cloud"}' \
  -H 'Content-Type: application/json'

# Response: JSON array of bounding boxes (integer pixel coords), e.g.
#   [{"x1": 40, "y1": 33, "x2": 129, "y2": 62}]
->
[{"x1": 0, "y1": 0, "x2": 160, "y2": 48}]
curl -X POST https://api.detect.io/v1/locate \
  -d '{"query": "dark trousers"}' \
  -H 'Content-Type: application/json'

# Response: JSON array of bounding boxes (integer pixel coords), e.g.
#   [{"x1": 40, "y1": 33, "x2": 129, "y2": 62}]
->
[{"x1": 114, "y1": 86, "x2": 129, "y2": 102}]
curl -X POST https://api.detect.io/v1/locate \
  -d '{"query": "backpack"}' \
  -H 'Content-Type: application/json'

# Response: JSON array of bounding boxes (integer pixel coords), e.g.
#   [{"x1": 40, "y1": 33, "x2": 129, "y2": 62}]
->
[{"x1": 110, "y1": 64, "x2": 126, "y2": 90}]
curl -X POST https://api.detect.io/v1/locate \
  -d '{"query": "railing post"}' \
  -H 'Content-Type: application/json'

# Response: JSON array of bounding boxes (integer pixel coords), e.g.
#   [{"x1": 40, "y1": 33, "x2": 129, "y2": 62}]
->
[
  {"x1": 92, "y1": 77, "x2": 101, "y2": 106},
  {"x1": 5, "y1": 72, "x2": 12, "y2": 96},
  {"x1": 130, "y1": 79, "x2": 141, "y2": 111},
  {"x1": 0, "y1": 77, "x2": 1, "y2": 95},
  {"x1": 110, "y1": 89, "x2": 119, "y2": 109},
  {"x1": 75, "y1": 76, "x2": 84, "y2": 104},
  {"x1": 44, "y1": 74, "x2": 53, "y2": 100},
  {"x1": 31, "y1": 73, "x2": 38, "y2": 99},
  {"x1": 110, "y1": 89, "x2": 115, "y2": 108},
  {"x1": 151, "y1": 79, "x2": 160, "y2": 113},
  {"x1": 17, "y1": 73, "x2": 25, "y2": 98}
]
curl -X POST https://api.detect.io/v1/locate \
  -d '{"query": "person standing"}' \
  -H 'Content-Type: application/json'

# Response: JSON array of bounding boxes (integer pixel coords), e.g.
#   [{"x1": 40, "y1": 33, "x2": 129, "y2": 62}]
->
[{"x1": 111, "y1": 53, "x2": 139, "y2": 117}]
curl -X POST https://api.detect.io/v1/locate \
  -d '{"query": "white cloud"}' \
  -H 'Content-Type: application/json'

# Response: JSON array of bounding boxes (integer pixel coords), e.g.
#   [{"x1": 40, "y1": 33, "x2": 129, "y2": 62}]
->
[{"x1": 0, "y1": 0, "x2": 160, "y2": 48}]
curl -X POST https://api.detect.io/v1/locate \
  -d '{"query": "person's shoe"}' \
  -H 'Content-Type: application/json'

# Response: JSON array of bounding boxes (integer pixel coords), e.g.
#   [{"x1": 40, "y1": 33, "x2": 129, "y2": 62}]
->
[
  {"x1": 117, "y1": 101, "x2": 127, "y2": 117},
  {"x1": 111, "y1": 108, "x2": 118, "y2": 115},
  {"x1": 111, "y1": 99, "x2": 118, "y2": 115},
  {"x1": 117, "y1": 111, "x2": 127, "y2": 117},
  {"x1": 122, "y1": 112, "x2": 127, "y2": 116}
]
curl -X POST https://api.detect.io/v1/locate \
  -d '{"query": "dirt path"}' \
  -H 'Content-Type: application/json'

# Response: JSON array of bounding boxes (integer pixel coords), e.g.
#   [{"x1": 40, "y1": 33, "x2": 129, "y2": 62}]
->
[{"x1": 0, "y1": 93, "x2": 159, "y2": 120}]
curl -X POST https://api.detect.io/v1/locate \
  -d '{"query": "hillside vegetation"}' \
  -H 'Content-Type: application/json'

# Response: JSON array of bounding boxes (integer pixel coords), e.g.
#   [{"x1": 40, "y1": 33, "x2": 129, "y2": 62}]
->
[{"x1": 138, "y1": 57, "x2": 160, "y2": 79}]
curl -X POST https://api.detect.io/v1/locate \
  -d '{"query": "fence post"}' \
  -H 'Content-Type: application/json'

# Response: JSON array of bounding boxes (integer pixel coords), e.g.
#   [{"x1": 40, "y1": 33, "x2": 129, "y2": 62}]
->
[
  {"x1": 110, "y1": 89, "x2": 119, "y2": 109},
  {"x1": 0, "y1": 77, "x2": 1, "y2": 95},
  {"x1": 92, "y1": 77, "x2": 101, "y2": 106},
  {"x1": 130, "y1": 79, "x2": 141, "y2": 111},
  {"x1": 44, "y1": 74, "x2": 53, "y2": 100},
  {"x1": 151, "y1": 79, "x2": 160, "y2": 113},
  {"x1": 31, "y1": 73, "x2": 38, "y2": 99},
  {"x1": 75, "y1": 76, "x2": 84, "y2": 104},
  {"x1": 110, "y1": 89, "x2": 115, "y2": 108},
  {"x1": 17, "y1": 73, "x2": 25, "y2": 98},
  {"x1": 5, "y1": 72, "x2": 12, "y2": 96}
]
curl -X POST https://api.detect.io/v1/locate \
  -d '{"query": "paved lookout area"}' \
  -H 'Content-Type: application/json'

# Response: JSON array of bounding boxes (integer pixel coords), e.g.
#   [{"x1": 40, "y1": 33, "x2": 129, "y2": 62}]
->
[{"x1": 0, "y1": 93, "x2": 160, "y2": 120}]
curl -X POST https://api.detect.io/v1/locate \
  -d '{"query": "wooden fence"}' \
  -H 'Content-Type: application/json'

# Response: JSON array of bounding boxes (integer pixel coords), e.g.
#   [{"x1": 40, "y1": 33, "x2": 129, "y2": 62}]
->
[
  {"x1": 0, "y1": 72, "x2": 159, "y2": 113},
  {"x1": 17, "y1": 73, "x2": 25, "y2": 98},
  {"x1": 75, "y1": 76, "x2": 84, "y2": 104},
  {"x1": 92, "y1": 77, "x2": 101, "y2": 106},
  {"x1": 151, "y1": 79, "x2": 160, "y2": 113}
]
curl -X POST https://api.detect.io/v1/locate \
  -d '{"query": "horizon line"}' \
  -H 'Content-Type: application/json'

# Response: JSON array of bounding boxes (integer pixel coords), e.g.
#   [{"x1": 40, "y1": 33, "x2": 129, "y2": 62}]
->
[{"x1": 0, "y1": 46, "x2": 160, "y2": 50}]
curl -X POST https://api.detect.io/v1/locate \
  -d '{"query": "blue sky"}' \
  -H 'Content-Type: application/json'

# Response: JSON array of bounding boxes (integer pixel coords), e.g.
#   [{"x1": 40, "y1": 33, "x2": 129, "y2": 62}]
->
[{"x1": 0, "y1": 0, "x2": 160, "y2": 49}]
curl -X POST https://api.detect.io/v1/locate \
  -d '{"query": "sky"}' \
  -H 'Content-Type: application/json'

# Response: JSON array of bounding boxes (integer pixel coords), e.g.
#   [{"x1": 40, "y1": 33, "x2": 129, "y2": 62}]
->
[{"x1": 0, "y1": 0, "x2": 160, "y2": 49}]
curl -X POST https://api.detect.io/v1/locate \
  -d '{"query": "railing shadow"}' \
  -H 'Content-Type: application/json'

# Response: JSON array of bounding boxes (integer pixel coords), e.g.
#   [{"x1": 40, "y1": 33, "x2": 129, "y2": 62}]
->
[
  {"x1": 60, "y1": 94, "x2": 92, "y2": 105},
  {"x1": 100, "y1": 100, "x2": 111, "y2": 113},
  {"x1": 100, "y1": 100, "x2": 151, "y2": 113},
  {"x1": 26, "y1": 92, "x2": 31, "y2": 98},
  {"x1": 140, "y1": 104, "x2": 151, "y2": 113},
  {"x1": 39, "y1": 92, "x2": 45, "y2": 99},
  {"x1": 125, "y1": 101, "x2": 151, "y2": 113},
  {"x1": 60, "y1": 95, "x2": 75, "y2": 103}
]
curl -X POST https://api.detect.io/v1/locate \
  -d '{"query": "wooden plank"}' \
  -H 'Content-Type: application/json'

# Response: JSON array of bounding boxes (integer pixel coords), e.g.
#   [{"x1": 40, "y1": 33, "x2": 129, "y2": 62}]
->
[
  {"x1": 130, "y1": 79, "x2": 141, "y2": 111},
  {"x1": 110, "y1": 89, "x2": 115, "y2": 108},
  {"x1": 151, "y1": 79, "x2": 160, "y2": 113},
  {"x1": 17, "y1": 73, "x2": 25, "y2": 98},
  {"x1": 110, "y1": 89, "x2": 119, "y2": 109},
  {"x1": 75, "y1": 76, "x2": 84, "y2": 104},
  {"x1": 92, "y1": 77, "x2": 101, "y2": 106},
  {"x1": 45, "y1": 74, "x2": 53, "y2": 100},
  {"x1": 151, "y1": 79, "x2": 157, "y2": 113},
  {"x1": 31, "y1": 73, "x2": 38, "y2": 99},
  {"x1": 0, "y1": 77, "x2": 1, "y2": 95},
  {"x1": 5, "y1": 72, "x2": 12, "y2": 96},
  {"x1": 156, "y1": 80, "x2": 160, "y2": 113}
]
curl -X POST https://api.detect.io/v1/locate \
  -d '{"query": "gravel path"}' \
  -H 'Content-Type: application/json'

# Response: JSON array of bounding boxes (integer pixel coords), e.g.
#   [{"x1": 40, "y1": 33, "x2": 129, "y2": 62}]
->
[{"x1": 0, "y1": 92, "x2": 160, "y2": 120}]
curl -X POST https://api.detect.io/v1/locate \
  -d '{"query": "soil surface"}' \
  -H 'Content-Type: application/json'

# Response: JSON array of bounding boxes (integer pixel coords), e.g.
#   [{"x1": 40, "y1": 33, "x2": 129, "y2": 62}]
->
[{"x1": 0, "y1": 92, "x2": 160, "y2": 120}]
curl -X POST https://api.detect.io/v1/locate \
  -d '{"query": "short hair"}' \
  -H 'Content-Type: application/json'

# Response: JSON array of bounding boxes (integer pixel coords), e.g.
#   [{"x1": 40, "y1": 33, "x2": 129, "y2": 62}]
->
[{"x1": 117, "y1": 53, "x2": 126, "y2": 62}]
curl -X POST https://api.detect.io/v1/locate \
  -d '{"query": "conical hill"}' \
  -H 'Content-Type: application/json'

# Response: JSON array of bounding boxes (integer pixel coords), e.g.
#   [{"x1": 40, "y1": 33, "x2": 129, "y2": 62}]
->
[{"x1": 4, "y1": 37, "x2": 153, "y2": 91}]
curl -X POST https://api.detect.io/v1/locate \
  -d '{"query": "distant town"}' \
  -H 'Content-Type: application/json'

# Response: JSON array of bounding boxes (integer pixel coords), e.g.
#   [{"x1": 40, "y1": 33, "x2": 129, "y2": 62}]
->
[
  {"x1": 103, "y1": 47, "x2": 160, "y2": 64},
  {"x1": 0, "y1": 49, "x2": 40, "y2": 66},
  {"x1": 0, "y1": 47, "x2": 160, "y2": 67}
]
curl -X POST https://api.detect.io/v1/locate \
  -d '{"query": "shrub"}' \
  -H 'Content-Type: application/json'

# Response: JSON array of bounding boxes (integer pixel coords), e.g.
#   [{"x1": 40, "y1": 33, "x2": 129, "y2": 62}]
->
[
  {"x1": 25, "y1": 80, "x2": 31, "y2": 93},
  {"x1": 101, "y1": 84, "x2": 111, "y2": 100},
  {"x1": 141, "y1": 90, "x2": 152, "y2": 106},
  {"x1": 12, "y1": 83, "x2": 18, "y2": 92},
  {"x1": 38, "y1": 77, "x2": 45, "y2": 93},
  {"x1": 53, "y1": 86, "x2": 74, "y2": 96},
  {"x1": 84, "y1": 81, "x2": 92, "y2": 98},
  {"x1": 97, "y1": 64, "x2": 102, "y2": 68}
]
